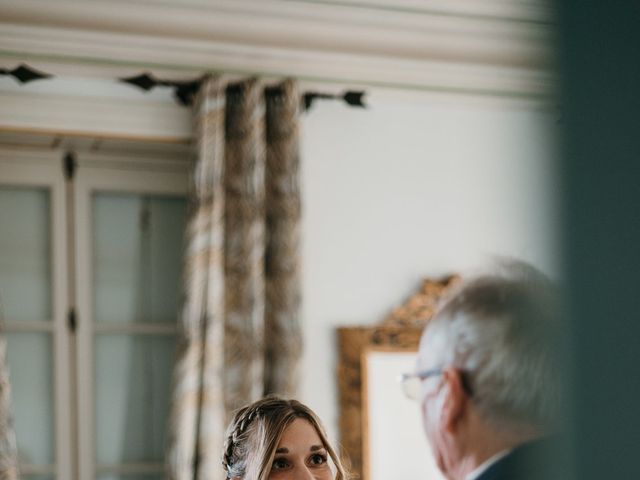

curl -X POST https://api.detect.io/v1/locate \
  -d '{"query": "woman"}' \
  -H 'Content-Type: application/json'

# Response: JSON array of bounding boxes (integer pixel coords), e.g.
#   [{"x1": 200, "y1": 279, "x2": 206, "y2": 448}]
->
[{"x1": 223, "y1": 396, "x2": 349, "y2": 480}]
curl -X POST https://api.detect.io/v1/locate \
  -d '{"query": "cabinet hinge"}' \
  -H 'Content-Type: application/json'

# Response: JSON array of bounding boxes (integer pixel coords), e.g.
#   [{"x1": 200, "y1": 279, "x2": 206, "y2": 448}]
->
[
  {"x1": 68, "y1": 308, "x2": 77, "y2": 333},
  {"x1": 63, "y1": 151, "x2": 76, "y2": 180}
]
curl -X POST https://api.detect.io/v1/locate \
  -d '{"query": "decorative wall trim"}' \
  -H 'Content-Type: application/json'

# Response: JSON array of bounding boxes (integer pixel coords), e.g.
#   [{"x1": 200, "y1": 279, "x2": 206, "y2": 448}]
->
[
  {"x1": 0, "y1": 146, "x2": 193, "y2": 172},
  {"x1": 0, "y1": 91, "x2": 192, "y2": 140},
  {"x1": 0, "y1": 0, "x2": 555, "y2": 98}
]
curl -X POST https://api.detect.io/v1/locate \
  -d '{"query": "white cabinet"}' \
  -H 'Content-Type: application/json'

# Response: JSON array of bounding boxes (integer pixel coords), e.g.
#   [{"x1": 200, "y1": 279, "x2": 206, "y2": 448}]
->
[{"x1": 0, "y1": 150, "x2": 190, "y2": 480}]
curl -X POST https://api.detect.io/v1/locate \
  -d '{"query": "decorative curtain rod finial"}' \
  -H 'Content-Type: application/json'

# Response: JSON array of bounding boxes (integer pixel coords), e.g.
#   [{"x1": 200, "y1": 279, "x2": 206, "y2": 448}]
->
[
  {"x1": 302, "y1": 90, "x2": 366, "y2": 112},
  {"x1": 0, "y1": 64, "x2": 53, "y2": 84},
  {"x1": 119, "y1": 72, "x2": 203, "y2": 106}
]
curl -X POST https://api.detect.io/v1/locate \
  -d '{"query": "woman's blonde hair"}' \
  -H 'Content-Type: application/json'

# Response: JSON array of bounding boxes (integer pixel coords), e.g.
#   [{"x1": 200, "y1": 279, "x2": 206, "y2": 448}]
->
[{"x1": 222, "y1": 396, "x2": 348, "y2": 480}]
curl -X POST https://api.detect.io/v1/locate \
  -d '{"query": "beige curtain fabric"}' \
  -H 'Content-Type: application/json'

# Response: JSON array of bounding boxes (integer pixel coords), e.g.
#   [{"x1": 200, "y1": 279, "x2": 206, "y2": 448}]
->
[
  {"x1": 166, "y1": 76, "x2": 302, "y2": 480},
  {"x1": 0, "y1": 332, "x2": 19, "y2": 480},
  {"x1": 223, "y1": 79, "x2": 266, "y2": 422},
  {"x1": 165, "y1": 76, "x2": 227, "y2": 480},
  {"x1": 264, "y1": 82, "x2": 303, "y2": 395}
]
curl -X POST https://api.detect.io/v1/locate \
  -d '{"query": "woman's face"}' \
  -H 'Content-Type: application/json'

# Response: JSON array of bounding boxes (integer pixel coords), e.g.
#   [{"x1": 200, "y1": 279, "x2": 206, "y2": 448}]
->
[{"x1": 268, "y1": 418, "x2": 333, "y2": 480}]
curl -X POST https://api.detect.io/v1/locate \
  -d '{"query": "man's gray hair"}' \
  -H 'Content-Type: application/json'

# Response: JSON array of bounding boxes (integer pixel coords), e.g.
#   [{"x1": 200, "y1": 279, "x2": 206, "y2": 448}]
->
[{"x1": 421, "y1": 261, "x2": 562, "y2": 432}]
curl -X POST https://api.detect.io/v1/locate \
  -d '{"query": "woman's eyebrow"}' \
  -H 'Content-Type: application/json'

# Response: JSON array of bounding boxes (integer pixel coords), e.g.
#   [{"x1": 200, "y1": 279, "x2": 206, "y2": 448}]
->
[
  {"x1": 275, "y1": 448, "x2": 289, "y2": 454},
  {"x1": 310, "y1": 445, "x2": 325, "y2": 452}
]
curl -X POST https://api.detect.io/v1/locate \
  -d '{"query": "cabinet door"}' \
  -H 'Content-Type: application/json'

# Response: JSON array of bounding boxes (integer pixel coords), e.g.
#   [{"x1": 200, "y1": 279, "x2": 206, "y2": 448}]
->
[
  {"x1": 75, "y1": 165, "x2": 188, "y2": 480},
  {"x1": 0, "y1": 154, "x2": 71, "y2": 480}
]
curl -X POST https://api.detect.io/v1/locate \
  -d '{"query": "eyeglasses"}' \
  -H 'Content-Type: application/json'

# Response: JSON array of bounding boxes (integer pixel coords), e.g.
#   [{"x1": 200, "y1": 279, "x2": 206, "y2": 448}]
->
[{"x1": 399, "y1": 368, "x2": 444, "y2": 401}]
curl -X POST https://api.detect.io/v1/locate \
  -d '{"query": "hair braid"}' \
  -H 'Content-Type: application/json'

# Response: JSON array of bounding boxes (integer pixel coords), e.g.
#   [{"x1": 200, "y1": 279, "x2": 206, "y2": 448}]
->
[{"x1": 222, "y1": 403, "x2": 264, "y2": 478}]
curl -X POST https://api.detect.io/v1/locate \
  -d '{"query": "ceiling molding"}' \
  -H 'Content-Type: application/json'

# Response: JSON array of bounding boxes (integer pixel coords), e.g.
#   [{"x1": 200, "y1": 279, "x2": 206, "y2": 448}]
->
[
  {"x1": 0, "y1": 0, "x2": 556, "y2": 98},
  {"x1": 279, "y1": 0, "x2": 553, "y2": 21}
]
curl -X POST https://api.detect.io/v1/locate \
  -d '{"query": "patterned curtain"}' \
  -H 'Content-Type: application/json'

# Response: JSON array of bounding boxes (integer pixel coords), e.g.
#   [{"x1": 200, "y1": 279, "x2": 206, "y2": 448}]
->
[
  {"x1": 0, "y1": 330, "x2": 19, "y2": 480},
  {"x1": 166, "y1": 76, "x2": 302, "y2": 480},
  {"x1": 263, "y1": 83, "x2": 303, "y2": 395}
]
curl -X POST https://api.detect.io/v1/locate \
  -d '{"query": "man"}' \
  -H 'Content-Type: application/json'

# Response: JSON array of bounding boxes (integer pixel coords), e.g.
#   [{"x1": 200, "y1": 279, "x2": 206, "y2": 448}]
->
[{"x1": 404, "y1": 262, "x2": 563, "y2": 480}]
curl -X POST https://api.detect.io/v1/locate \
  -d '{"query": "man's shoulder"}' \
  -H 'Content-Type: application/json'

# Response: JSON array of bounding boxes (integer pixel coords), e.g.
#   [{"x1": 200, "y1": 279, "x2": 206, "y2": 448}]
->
[{"x1": 476, "y1": 437, "x2": 567, "y2": 480}]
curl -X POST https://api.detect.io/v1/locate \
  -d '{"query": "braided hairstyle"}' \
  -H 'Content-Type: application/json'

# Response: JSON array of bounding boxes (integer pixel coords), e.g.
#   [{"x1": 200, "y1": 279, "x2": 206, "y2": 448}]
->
[{"x1": 222, "y1": 395, "x2": 348, "y2": 480}]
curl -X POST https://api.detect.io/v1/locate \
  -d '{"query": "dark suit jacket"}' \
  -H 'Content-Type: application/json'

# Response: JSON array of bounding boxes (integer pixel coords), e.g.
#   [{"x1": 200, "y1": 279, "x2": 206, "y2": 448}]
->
[{"x1": 475, "y1": 437, "x2": 564, "y2": 480}]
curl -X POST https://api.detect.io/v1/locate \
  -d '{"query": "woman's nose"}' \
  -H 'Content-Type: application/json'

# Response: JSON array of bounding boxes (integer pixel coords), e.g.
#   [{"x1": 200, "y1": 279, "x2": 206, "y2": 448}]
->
[{"x1": 293, "y1": 465, "x2": 316, "y2": 480}]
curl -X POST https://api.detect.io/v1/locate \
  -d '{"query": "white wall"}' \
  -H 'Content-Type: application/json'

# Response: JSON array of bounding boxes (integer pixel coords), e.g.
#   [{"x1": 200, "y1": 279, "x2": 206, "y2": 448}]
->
[{"x1": 299, "y1": 90, "x2": 560, "y2": 441}]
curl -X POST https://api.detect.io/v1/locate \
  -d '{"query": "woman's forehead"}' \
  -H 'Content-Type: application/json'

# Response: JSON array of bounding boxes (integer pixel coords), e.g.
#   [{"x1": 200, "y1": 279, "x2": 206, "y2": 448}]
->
[{"x1": 277, "y1": 418, "x2": 323, "y2": 450}]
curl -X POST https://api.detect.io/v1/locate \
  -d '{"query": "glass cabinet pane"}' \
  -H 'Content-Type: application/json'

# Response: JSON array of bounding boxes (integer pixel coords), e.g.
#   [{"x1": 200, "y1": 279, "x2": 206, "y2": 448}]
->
[
  {"x1": 4, "y1": 332, "x2": 55, "y2": 465},
  {"x1": 92, "y1": 193, "x2": 187, "y2": 324},
  {"x1": 95, "y1": 335, "x2": 176, "y2": 465},
  {"x1": 92, "y1": 190, "x2": 185, "y2": 472},
  {"x1": 0, "y1": 187, "x2": 51, "y2": 321}
]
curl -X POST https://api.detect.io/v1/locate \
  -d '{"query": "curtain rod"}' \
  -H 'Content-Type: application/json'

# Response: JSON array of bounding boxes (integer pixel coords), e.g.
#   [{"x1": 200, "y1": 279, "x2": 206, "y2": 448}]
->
[
  {"x1": 119, "y1": 72, "x2": 367, "y2": 111},
  {"x1": 0, "y1": 63, "x2": 367, "y2": 112}
]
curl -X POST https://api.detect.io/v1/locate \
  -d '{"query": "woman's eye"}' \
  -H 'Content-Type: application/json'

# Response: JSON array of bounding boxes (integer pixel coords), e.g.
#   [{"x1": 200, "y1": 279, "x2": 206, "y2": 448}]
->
[
  {"x1": 309, "y1": 453, "x2": 327, "y2": 466},
  {"x1": 272, "y1": 458, "x2": 289, "y2": 470}
]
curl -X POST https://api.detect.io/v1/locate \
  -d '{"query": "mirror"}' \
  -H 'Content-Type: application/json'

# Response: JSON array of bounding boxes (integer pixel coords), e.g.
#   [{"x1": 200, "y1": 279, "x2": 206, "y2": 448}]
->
[
  {"x1": 337, "y1": 276, "x2": 459, "y2": 480},
  {"x1": 364, "y1": 350, "x2": 444, "y2": 480}
]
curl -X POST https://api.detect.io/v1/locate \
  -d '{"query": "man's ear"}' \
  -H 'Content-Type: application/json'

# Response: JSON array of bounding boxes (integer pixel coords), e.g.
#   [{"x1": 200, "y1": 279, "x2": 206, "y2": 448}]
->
[{"x1": 438, "y1": 368, "x2": 469, "y2": 435}]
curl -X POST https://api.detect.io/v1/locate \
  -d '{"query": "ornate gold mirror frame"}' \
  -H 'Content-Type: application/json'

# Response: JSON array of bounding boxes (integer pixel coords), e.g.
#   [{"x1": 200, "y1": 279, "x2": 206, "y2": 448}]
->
[{"x1": 336, "y1": 275, "x2": 460, "y2": 479}]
